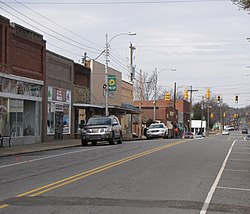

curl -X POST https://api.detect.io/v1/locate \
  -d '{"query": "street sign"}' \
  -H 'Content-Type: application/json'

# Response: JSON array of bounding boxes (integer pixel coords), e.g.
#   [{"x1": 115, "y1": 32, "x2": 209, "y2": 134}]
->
[{"x1": 108, "y1": 75, "x2": 116, "y2": 91}]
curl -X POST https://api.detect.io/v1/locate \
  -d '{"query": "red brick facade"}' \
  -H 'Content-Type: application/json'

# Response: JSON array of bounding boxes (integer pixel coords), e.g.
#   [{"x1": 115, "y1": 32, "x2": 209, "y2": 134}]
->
[
  {"x1": 133, "y1": 99, "x2": 177, "y2": 124},
  {"x1": 0, "y1": 16, "x2": 46, "y2": 80}
]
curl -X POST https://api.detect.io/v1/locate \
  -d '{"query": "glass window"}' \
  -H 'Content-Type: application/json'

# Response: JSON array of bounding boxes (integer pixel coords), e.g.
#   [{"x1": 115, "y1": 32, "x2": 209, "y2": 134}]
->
[
  {"x1": 23, "y1": 83, "x2": 30, "y2": 96},
  {"x1": 10, "y1": 99, "x2": 23, "y2": 137},
  {"x1": 35, "y1": 102, "x2": 41, "y2": 136},
  {"x1": 63, "y1": 104, "x2": 70, "y2": 134},
  {"x1": 10, "y1": 79, "x2": 17, "y2": 94},
  {"x1": 23, "y1": 101, "x2": 35, "y2": 136},
  {"x1": 47, "y1": 102, "x2": 55, "y2": 134},
  {"x1": 2, "y1": 78, "x2": 10, "y2": 92},
  {"x1": 0, "y1": 77, "x2": 2, "y2": 92},
  {"x1": 30, "y1": 84, "x2": 41, "y2": 97},
  {"x1": 0, "y1": 98, "x2": 10, "y2": 136}
]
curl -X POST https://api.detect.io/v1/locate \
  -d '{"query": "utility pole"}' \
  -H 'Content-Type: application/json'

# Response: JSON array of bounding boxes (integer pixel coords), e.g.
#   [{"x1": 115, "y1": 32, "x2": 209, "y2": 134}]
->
[
  {"x1": 129, "y1": 42, "x2": 136, "y2": 82},
  {"x1": 173, "y1": 82, "x2": 177, "y2": 138},
  {"x1": 188, "y1": 86, "x2": 198, "y2": 131},
  {"x1": 207, "y1": 104, "x2": 210, "y2": 136},
  {"x1": 201, "y1": 96, "x2": 204, "y2": 135},
  {"x1": 138, "y1": 69, "x2": 142, "y2": 138},
  {"x1": 153, "y1": 68, "x2": 157, "y2": 121},
  {"x1": 105, "y1": 34, "x2": 109, "y2": 116}
]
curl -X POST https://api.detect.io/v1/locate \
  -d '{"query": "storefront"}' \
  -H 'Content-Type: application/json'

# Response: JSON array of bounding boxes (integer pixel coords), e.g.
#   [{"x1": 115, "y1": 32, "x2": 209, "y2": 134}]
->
[
  {"x1": 0, "y1": 74, "x2": 43, "y2": 145},
  {"x1": 47, "y1": 86, "x2": 71, "y2": 140}
]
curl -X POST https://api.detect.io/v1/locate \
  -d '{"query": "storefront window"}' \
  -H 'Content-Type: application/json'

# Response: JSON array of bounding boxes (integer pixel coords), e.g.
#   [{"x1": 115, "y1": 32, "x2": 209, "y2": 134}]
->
[
  {"x1": 0, "y1": 77, "x2": 2, "y2": 92},
  {"x1": 2, "y1": 78, "x2": 10, "y2": 92},
  {"x1": 30, "y1": 84, "x2": 41, "y2": 97},
  {"x1": 63, "y1": 104, "x2": 70, "y2": 134},
  {"x1": 23, "y1": 100, "x2": 35, "y2": 136},
  {"x1": 10, "y1": 99, "x2": 23, "y2": 137},
  {"x1": 0, "y1": 98, "x2": 10, "y2": 136},
  {"x1": 47, "y1": 102, "x2": 55, "y2": 134}
]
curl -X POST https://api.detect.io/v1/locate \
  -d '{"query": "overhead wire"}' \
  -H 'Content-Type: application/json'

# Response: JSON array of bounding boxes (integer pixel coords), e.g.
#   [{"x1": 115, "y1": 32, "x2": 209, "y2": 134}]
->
[
  {"x1": 2, "y1": 0, "x2": 229, "y2": 5},
  {"x1": 12, "y1": 0, "x2": 103, "y2": 49},
  {"x1": 0, "y1": 1, "x2": 102, "y2": 55}
]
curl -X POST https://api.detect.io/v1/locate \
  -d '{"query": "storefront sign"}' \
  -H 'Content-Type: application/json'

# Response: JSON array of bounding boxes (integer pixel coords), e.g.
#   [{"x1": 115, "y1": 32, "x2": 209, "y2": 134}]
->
[
  {"x1": 48, "y1": 87, "x2": 53, "y2": 100},
  {"x1": 56, "y1": 89, "x2": 63, "y2": 101}
]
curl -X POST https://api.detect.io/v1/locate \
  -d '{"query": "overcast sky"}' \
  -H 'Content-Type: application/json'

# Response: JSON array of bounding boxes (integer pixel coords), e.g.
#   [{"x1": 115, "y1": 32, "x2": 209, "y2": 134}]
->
[{"x1": 1, "y1": 0, "x2": 250, "y2": 108}]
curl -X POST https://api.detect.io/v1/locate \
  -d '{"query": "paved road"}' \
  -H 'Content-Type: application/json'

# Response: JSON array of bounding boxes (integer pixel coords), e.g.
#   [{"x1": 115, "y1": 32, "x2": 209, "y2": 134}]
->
[{"x1": 0, "y1": 132, "x2": 249, "y2": 213}]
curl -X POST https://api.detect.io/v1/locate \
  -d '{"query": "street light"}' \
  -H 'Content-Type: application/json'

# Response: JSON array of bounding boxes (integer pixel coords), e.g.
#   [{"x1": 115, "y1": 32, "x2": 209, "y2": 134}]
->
[
  {"x1": 153, "y1": 68, "x2": 176, "y2": 121},
  {"x1": 105, "y1": 32, "x2": 136, "y2": 116}
]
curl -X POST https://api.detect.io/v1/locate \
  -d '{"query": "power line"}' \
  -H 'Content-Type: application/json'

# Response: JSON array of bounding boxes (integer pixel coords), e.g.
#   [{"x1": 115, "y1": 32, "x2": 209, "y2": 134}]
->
[
  {"x1": 0, "y1": 1, "x2": 102, "y2": 54},
  {"x1": 12, "y1": 0, "x2": 103, "y2": 49},
  {"x1": 2, "y1": 0, "x2": 228, "y2": 5}
]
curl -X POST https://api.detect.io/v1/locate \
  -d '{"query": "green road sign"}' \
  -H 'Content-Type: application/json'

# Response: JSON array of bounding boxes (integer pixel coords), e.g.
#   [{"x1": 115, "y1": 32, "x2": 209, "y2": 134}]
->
[{"x1": 108, "y1": 75, "x2": 116, "y2": 91}]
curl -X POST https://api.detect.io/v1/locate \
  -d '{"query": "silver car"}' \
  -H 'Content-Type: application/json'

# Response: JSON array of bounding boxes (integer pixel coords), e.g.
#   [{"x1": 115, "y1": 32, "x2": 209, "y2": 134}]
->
[
  {"x1": 146, "y1": 123, "x2": 168, "y2": 139},
  {"x1": 81, "y1": 116, "x2": 122, "y2": 146}
]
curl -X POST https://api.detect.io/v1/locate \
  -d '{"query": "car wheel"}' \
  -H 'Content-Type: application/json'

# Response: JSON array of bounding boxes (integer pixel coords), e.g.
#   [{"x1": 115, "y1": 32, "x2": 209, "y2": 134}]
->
[
  {"x1": 109, "y1": 132, "x2": 115, "y2": 145},
  {"x1": 81, "y1": 139, "x2": 87, "y2": 146},
  {"x1": 117, "y1": 133, "x2": 123, "y2": 144},
  {"x1": 91, "y1": 141, "x2": 97, "y2": 146},
  {"x1": 163, "y1": 132, "x2": 167, "y2": 139}
]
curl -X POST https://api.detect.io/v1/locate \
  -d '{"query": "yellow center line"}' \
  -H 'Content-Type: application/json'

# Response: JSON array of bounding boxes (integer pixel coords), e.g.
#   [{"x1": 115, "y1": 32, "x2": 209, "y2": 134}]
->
[
  {"x1": 0, "y1": 204, "x2": 9, "y2": 209},
  {"x1": 1, "y1": 140, "x2": 187, "y2": 209}
]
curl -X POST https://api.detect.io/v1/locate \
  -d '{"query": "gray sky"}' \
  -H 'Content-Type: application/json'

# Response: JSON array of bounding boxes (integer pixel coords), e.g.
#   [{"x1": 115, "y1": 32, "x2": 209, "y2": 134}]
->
[{"x1": 1, "y1": 0, "x2": 250, "y2": 108}]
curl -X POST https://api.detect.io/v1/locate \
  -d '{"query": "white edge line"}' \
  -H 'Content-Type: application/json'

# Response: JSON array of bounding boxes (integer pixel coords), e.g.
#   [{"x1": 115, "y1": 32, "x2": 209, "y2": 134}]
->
[
  {"x1": 217, "y1": 186, "x2": 250, "y2": 192},
  {"x1": 199, "y1": 140, "x2": 236, "y2": 214},
  {"x1": 0, "y1": 146, "x2": 112, "y2": 169}
]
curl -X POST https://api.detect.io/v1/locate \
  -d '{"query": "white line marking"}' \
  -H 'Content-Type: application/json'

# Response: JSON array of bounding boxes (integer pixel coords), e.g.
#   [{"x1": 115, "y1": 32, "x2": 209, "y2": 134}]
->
[
  {"x1": 199, "y1": 140, "x2": 236, "y2": 214},
  {"x1": 233, "y1": 147, "x2": 250, "y2": 149},
  {"x1": 231, "y1": 152, "x2": 250, "y2": 155},
  {"x1": 0, "y1": 146, "x2": 112, "y2": 169},
  {"x1": 225, "y1": 169, "x2": 249, "y2": 173},
  {"x1": 217, "y1": 186, "x2": 250, "y2": 192},
  {"x1": 230, "y1": 159, "x2": 250, "y2": 162}
]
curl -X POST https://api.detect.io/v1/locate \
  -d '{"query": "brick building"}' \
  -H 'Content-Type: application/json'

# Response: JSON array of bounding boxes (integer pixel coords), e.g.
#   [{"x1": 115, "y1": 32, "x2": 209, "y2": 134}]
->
[
  {"x1": 0, "y1": 15, "x2": 46, "y2": 145},
  {"x1": 133, "y1": 99, "x2": 178, "y2": 137},
  {"x1": 176, "y1": 99, "x2": 191, "y2": 132}
]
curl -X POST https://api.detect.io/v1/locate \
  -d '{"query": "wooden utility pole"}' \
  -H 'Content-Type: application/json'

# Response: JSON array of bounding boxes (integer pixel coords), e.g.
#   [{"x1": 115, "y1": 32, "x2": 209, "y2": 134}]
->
[
  {"x1": 173, "y1": 82, "x2": 176, "y2": 138},
  {"x1": 138, "y1": 69, "x2": 142, "y2": 138},
  {"x1": 188, "y1": 86, "x2": 198, "y2": 131}
]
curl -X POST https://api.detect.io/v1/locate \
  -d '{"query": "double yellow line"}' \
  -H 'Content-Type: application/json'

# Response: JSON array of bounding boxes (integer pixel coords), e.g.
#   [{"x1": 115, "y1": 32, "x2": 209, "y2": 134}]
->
[{"x1": 0, "y1": 140, "x2": 186, "y2": 209}]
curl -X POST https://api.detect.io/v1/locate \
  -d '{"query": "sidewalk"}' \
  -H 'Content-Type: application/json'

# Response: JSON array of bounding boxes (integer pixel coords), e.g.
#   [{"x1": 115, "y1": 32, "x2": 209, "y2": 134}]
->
[
  {"x1": 0, "y1": 139, "x2": 81, "y2": 157},
  {"x1": 0, "y1": 137, "x2": 145, "y2": 158}
]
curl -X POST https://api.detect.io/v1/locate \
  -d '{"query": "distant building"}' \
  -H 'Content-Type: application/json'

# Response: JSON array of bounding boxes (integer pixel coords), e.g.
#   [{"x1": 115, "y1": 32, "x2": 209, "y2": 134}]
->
[{"x1": 176, "y1": 99, "x2": 190, "y2": 132}]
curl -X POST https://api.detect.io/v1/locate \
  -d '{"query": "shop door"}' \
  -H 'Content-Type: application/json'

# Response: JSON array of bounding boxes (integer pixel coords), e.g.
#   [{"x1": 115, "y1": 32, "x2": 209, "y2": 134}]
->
[{"x1": 55, "y1": 112, "x2": 63, "y2": 140}]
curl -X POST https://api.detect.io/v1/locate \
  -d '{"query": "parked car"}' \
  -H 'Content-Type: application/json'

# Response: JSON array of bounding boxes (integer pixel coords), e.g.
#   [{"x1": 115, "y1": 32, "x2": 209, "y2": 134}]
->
[
  {"x1": 242, "y1": 128, "x2": 248, "y2": 134},
  {"x1": 80, "y1": 115, "x2": 122, "y2": 146},
  {"x1": 244, "y1": 135, "x2": 250, "y2": 140},
  {"x1": 222, "y1": 130, "x2": 229, "y2": 135},
  {"x1": 182, "y1": 132, "x2": 194, "y2": 139},
  {"x1": 146, "y1": 123, "x2": 168, "y2": 139}
]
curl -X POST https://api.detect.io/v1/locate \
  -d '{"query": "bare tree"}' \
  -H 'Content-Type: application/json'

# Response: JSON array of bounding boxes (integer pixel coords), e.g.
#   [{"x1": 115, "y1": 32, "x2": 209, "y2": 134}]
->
[
  {"x1": 233, "y1": 0, "x2": 250, "y2": 10},
  {"x1": 133, "y1": 71, "x2": 156, "y2": 100}
]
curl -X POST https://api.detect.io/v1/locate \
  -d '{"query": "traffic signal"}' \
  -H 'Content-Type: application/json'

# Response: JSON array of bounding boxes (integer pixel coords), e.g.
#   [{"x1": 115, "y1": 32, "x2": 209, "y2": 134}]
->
[
  {"x1": 184, "y1": 89, "x2": 188, "y2": 100},
  {"x1": 235, "y1": 95, "x2": 239, "y2": 103},
  {"x1": 210, "y1": 113, "x2": 214, "y2": 119},
  {"x1": 165, "y1": 92, "x2": 171, "y2": 101},
  {"x1": 206, "y1": 88, "x2": 210, "y2": 100},
  {"x1": 217, "y1": 95, "x2": 221, "y2": 104}
]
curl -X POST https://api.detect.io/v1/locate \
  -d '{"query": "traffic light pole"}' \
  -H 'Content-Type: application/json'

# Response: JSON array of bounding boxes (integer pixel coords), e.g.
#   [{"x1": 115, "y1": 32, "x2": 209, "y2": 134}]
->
[
  {"x1": 173, "y1": 82, "x2": 176, "y2": 138},
  {"x1": 188, "y1": 86, "x2": 198, "y2": 131}
]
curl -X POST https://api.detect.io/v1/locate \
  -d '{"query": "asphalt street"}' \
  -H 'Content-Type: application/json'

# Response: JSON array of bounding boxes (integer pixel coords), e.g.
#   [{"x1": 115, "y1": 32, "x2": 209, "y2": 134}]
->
[{"x1": 0, "y1": 131, "x2": 249, "y2": 214}]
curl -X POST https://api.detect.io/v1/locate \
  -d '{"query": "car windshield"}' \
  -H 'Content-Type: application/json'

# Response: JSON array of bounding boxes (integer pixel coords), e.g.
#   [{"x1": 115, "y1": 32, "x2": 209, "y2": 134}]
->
[
  {"x1": 149, "y1": 124, "x2": 164, "y2": 129},
  {"x1": 87, "y1": 118, "x2": 111, "y2": 125}
]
